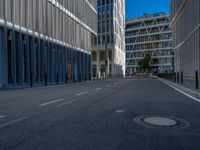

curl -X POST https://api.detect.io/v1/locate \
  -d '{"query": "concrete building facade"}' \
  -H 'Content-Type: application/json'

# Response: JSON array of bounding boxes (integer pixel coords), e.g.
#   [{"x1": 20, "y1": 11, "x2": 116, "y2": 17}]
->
[
  {"x1": 91, "y1": 0, "x2": 125, "y2": 78},
  {"x1": 125, "y1": 13, "x2": 173, "y2": 75},
  {"x1": 170, "y1": 0, "x2": 200, "y2": 79},
  {"x1": 0, "y1": 0, "x2": 97, "y2": 87}
]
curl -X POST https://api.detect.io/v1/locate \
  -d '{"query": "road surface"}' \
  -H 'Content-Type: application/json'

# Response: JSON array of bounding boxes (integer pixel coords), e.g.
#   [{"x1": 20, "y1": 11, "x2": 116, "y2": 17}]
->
[{"x1": 0, "y1": 77, "x2": 200, "y2": 150}]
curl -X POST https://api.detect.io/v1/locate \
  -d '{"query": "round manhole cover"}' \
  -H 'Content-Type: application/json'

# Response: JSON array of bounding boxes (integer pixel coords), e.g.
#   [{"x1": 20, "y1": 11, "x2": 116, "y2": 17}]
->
[
  {"x1": 133, "y1": 115, "x2": 190, "y2": 129},
  {"x1": 143, "y1": 117, "x2": 177, "y2": 127}
]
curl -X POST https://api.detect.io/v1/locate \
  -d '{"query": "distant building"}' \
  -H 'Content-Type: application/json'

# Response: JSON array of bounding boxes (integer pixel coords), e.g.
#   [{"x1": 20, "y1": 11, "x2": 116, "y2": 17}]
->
[
  {"x1": 170, "y1": 0, "x2": 200, "y2": 78},
  {"x1": 0, "y1": 0, "x2": 97, "y2": 87},
  {"x1": 125, "y1": 13, "x2": 173, "y2": 74},
  {"x1": 91, "y1": 0, "x2": 125, "y2": 78}
]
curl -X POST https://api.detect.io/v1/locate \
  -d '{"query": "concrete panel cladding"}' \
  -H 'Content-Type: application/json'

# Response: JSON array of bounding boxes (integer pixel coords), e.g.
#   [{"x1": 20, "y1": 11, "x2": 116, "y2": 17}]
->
[{"x1": 170, "y1": 0, "x2": 200, "y2": 79}]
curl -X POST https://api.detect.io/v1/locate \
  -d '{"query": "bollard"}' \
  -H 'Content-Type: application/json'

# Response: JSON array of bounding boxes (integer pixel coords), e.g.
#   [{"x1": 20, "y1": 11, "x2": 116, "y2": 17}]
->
[
  {"x1": 65, "y1": 73, "x2": 68, "y2": 84},
  {"x1": 177, "y1": 72, "x2": 179, "y2": 83},
  {"x1": 196, "y1": 70, "x2": 199, "y2": 89},
  {"x1": 89, "y1": 74, "x2": 91, "y2": 81},
  {"x1": 181, "y1": 72, "x2": 183, "y2": 84},
  {"x1": 56, "y1": 73, "x2": 59, "y2": 85},
  {"x1": 79, "y1": 73, "x2": 81, "y2": 82},
  {"x1": 93, "y1": 74, "x2": 95, "y2": 81},
  {"x1": 174, "y1": 72, "x2": 176, "y2": 82},
  {"x1": 73, "y1": 74, "x2": 75, "y2": 83},
  {"x1": 30, "y1": 73, "x2": 33, "y2": 87},
  {"x1": 45, "y1": 73, "x2": 47, "y2": 86}
]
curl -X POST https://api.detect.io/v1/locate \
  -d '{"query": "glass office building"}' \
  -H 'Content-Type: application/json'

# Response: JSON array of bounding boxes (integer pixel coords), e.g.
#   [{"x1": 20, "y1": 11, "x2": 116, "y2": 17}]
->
[
  {"x1": 170, "y1": 0, "x2": 200, "y2": 78},
  {"x1": 0, "y1": 0, "x2": 97, "y2": 87},
  {"x1": 91, "y1": 0, "x2": 125, "y2": 78},
  {"x1": 125, "y1": 13, "x2": 173, "y2": 74}
]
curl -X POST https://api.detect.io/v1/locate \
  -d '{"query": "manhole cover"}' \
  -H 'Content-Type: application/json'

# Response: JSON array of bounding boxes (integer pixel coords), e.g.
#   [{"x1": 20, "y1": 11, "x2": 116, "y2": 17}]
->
[
  {"x1": 133, "y1": 115, "x2": 190, "y2": 129},
  {"x1": 143, "y1": 117, "x2": 177, "y2": 126}
]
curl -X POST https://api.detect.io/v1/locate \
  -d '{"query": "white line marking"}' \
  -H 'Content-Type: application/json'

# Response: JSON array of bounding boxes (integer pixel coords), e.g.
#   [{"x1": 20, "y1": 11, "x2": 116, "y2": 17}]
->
[
  {"x1": 159, "y1": 79, "x2": 200, "y2": 103},
  {"x1": 39, "y1": 99, "x2": 64, "y2": 107},
  {"x1": 95, "y1": 88, "x2": 102, "y2": 91},
  {"x1": 76, "y1": 92, "x2": 89, "y2": 96},
  {"x1": 106, "y1": 85, "x2": 111, "y2": 88},
  {"x1": 0, "y1": 115, "x2": 5, "y2": 119},
  {"x1": 89, "y1": 92, "x2": 99, "y2": 96},
  {"x1": 0, "y1": 116, "x2": 29, "y2": 129},
  {"x1": 116, "y1": 110, "x2": 124, "y2": 113},
  {"x1": 56, "y1": 98, "x2": 80, "y2": 107}
]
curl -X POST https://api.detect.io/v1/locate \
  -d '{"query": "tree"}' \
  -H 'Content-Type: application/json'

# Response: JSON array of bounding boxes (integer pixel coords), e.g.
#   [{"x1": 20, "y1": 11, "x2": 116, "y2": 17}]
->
[{"x1": 138, "y1": 54, "x2": 151, "y2": 72}]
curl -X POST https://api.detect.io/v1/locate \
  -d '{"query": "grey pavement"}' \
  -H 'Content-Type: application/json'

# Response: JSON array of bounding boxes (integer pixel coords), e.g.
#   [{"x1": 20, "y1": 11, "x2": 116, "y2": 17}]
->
[
  {"x1": 181, "y1": 78, "x2": 200, "y2": 92},
  {"x1": 0, "y1": 77, "x2": 200, "y2": 150}
]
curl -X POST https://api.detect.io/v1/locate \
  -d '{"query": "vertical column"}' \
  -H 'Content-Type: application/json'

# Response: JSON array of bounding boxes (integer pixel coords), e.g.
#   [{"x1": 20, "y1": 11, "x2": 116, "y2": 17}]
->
[
  {"x1": 78, "y1": 51, "x2": 81, "y2": 82},
  {"x1": 29, "y1": 36, "x2": 34, "y2": 87},
  {"x1": 17, "y1": 32, "x2": 23, "y2": 84},
  {"x1": 89, "y1": 54, "x2": 92, "y2": 80},
  {"x1": 37, "y1": 39, "x2": 41, "y2": 84},
  {"x1": 40, "y1": 39, "x2": 45, "y2": 84},
  {"x1": 97, "y1": 49, "x2": 100, "y2": 79},
  {"x1": 26, "y1": 34, "x2": 30, "y2": 86},
  {"x1": 12, "y1": 31, "x2": 17, "y2": 85},
  {"x1": 0, "y1": 27, "x2": 5, "y2": 87}
]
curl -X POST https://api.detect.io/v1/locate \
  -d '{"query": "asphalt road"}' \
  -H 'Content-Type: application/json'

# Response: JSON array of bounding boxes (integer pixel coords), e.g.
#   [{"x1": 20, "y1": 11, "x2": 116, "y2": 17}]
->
[{"x1": 0, "y1": 77, "x2": 200, "y2": 150}]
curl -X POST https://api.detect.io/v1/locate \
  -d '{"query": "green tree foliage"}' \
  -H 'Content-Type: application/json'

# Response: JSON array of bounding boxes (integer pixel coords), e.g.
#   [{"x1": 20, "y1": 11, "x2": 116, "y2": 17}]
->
[{"x1": 138, "y1": 54, "x2": 151, "y2": 72}]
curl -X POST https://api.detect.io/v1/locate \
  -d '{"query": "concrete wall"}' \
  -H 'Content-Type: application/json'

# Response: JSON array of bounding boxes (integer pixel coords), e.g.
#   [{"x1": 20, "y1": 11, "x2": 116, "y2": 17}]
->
[{"x1": 170, "y1": 0, "x2": 200, "y2": 78}]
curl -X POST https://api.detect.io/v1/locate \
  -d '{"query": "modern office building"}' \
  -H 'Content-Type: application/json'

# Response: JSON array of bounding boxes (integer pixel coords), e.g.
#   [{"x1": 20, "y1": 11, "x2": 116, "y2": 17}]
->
[
  {"x1": 125, "y1": 13, "x2": 173, "y2": 74},
  {"x1": 0, "y1": 0, "x2": 97, "y2": 87},
  {"x1": 170, "y1": 0, "x2": 200, "y2": 78},
  {"x1": 91, "y1": 0, "x2": 125, "y2": 78}
]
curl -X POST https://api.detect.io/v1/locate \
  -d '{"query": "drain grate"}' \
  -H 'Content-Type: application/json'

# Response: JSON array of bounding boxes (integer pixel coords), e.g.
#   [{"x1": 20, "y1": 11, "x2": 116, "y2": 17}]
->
[{"x1": 133, "y1": 115, "x2": 190, "y2": 130}]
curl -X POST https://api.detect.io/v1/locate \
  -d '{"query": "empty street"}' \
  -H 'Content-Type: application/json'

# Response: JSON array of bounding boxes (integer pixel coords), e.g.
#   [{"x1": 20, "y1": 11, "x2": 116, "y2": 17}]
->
[{"x1": 0, "y1": 78, "x2": 200, "y2": 150}]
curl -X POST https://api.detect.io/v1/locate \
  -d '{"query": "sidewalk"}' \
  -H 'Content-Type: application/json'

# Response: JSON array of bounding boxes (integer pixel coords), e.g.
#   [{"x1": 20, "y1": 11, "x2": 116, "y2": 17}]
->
[
  {"x1": 177, "y1": 78, "x2": 200, "y2": 93},
  {"x1": 159, "y1": 78, "x2": 200, "y2": 102}
]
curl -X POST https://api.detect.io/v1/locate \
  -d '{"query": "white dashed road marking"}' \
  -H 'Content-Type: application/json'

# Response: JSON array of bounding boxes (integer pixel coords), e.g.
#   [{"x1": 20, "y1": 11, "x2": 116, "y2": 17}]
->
[
  {"x1": 76, "y1": 92, "x2": 89, "y2": 96},
  {"x1": 89, "y1": 92, "x2": 99, "y2": 96},
  {"x1": 0, "y1": 116, "x2": 29, "y2": 129},
  {"x1": 95, "y1": 88, "x2": 102, "y2": 91},
  {"x1": 56, "y1": 98, "x2": 80, "y2": 107},
  {"x1": 116, "y1": 110, "x2": 124, "y2": 113},
  {"x1": 39, "y1": 99, "x2": 64, "y2": 107},
  {"x1": 106, "y1": 85, "x2": 111, "y2": 88},
  {"x1": 0, "y1": 115, "x2": 5, "y2": 119}
]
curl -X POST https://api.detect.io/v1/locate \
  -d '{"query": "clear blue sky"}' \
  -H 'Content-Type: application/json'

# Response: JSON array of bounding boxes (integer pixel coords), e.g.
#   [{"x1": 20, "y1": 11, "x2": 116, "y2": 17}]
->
[{"x1": 125, "y1": 0, "x2": 170, "y2": 19}]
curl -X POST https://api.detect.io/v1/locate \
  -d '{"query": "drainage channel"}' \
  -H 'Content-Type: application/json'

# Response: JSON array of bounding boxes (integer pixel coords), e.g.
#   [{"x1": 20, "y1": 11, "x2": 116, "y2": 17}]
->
[{"x1": 133, "y1": 115, "x2": 190, "y2": 130}]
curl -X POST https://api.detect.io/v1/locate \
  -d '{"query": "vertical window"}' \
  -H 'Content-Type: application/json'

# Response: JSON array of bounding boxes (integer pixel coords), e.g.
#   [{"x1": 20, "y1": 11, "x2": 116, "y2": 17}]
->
[
  {"x1": 102, "y1": 0, "x2": 105, "y2": 5},
  {"x1": 98, "y1": 22, "x2": 101, "y2": 33},
  {"x1": 102, "y1": 20, "x2": 105, "y2": 32}
]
